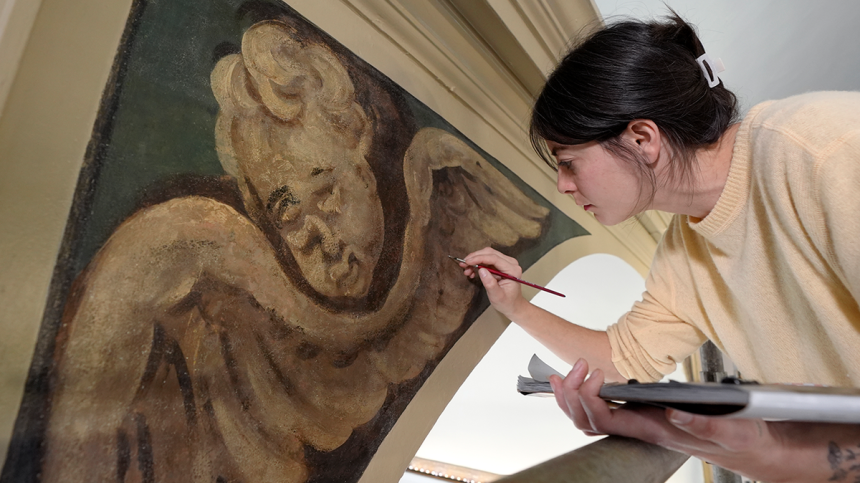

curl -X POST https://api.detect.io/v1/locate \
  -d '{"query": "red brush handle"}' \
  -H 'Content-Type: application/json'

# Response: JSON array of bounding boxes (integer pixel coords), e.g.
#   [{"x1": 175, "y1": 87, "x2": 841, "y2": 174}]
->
[{"x1": 476, "y1": 264, "x2": 566, "y2": 298}]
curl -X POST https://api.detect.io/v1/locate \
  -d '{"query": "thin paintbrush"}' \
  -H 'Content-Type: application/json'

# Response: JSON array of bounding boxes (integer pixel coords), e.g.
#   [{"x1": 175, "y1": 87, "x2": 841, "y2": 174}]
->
[{"x1": 448, "y1": 255, "x2": 566, "y2": 298}]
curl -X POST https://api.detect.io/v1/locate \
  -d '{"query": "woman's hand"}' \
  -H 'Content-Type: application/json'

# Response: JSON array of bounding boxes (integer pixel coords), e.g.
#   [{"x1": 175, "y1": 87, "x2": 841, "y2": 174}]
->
[
  {"x1": 460, "y1": 247, "x2": 529, "y2": 319},
  {"x1": 549, "y1": 359, "x2": 860, "y2": 483}
]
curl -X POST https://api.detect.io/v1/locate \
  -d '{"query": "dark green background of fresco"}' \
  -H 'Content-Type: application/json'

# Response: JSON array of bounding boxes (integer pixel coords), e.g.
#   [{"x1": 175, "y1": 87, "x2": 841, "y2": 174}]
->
[
  {"x1": 74, "y1": 0, "x2": 586, "y2": 279},
  {"x1": 73, "y1": 0, "x2": 244, "y2": 276}
]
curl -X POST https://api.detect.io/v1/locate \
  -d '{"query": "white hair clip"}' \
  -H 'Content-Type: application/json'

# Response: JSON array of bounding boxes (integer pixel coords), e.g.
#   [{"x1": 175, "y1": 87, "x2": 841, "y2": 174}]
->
[{"x1": 696, "y1": 53, "x2": 725, "y2": 88}]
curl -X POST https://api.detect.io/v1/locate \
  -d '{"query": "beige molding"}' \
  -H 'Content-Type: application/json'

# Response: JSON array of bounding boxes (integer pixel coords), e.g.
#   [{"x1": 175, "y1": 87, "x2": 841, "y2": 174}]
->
[
  {"x1": 0, "y1": 0, "x2": 43, "y2": 120},
  {"x1": 487, "y1": 0, "x2": 603, "y2": 74},
  {"x1": 340, "y1": 0, "x2": 539, "y2": 166},
  {"x1": 0, "y1": 0, "x2": 135, "y2": 465}
]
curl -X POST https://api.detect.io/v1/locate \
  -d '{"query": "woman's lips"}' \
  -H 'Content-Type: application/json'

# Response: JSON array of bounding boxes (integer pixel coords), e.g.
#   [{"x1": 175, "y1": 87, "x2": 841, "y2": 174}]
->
[{"x1": 583, "y1": 204, "x2": 593, "y2": 211}]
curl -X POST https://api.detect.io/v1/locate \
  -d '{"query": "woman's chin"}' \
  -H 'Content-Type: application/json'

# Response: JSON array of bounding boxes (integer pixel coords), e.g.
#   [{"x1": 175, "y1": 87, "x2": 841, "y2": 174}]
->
[{"x1": 592, "y1": 212, "x2": 626, "y2": 226}]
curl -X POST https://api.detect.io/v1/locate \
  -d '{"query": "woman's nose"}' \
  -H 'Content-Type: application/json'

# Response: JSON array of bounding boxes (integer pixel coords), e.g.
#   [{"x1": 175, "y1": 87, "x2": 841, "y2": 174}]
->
[{"x1": 557, "y1": 172, "x2": 576, "y2": 195}]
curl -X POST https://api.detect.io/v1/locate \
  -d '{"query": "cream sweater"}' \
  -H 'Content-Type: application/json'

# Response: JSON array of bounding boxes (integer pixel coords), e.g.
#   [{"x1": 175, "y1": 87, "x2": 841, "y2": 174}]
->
[{"x1": 607, "y1": 91, "x2": 860, "y2": 386}]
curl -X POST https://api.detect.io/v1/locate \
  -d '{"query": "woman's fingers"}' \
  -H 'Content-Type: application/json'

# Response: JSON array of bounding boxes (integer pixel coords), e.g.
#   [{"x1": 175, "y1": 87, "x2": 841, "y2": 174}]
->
[
  {"x1": 458, "y1": 248, "x2": 526, "y2": 316},
  {"x1": 462, "y1": 247, "x2": 522, "y2": 278},
  {"x1": 477, "y1": 267, "x2": 503, "y2": 295},
  {"x1": 549, "y1": 375, "x2": 571, "y2": 418},
  {"x1": 549, "y1": 357, "x2": 664, "y2": 441},
  {"x1": 553, "y1": 361, "x2": 718, "y2": 449},
  {"x1": 576, "y1": 370, "x2": 686, "y2": 446},
  {"x1": 550, "y1": 359, "x2": 597, "y2": 434},
  {"x1": 550, "y1": 363, "x2": 815, "y2": 482},
  {"x1": 577, "y1": 368, "x2": 614, "y2": 434},
  {"x1": 460, "y1": 247, "x2": 503, "y2": 278},
  {"x1": 667, "y1": 409, "x2": 764, "y2": 453}
]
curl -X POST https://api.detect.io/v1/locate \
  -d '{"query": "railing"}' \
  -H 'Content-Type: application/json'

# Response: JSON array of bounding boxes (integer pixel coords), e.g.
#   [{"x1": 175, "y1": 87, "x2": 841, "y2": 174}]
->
[{"x1": 493, "y1": 436, "x2": 689, "y2": 483}]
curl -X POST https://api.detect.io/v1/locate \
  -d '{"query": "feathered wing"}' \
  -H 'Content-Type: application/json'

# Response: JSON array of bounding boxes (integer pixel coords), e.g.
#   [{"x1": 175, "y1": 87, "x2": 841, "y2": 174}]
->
[
  {"x1": 364, "y1": 127, "x2": 551, "y2": 385},
  {"x1": 407, "y1": 127, "x2": 549, "y2": 249}
]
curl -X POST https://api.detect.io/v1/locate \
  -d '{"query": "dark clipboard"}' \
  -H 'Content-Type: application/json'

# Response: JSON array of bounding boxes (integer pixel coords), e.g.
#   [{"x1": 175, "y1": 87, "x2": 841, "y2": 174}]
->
[{"x1": 517, "y1": 354, "x2": 860, "y2": 423}]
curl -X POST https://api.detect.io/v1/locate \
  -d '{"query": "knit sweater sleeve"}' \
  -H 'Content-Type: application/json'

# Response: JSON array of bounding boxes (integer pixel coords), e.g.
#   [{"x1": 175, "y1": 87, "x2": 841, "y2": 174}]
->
[
  {"x1": 606, "y1": 221, "x2": 708, "y2": 382},
  {"x1": 814, "y1": 130, "x2": 860, "y2": 303}
]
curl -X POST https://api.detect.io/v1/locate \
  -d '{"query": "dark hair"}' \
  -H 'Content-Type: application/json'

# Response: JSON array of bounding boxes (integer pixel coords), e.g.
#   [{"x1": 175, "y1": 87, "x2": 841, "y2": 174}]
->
[{"x1": 529, "y1": 12, "x2": 739, "y2": 199}]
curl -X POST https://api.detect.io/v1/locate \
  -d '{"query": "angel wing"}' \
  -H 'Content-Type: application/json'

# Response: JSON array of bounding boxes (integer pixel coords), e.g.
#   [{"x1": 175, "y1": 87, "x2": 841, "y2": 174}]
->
[
  {"x1": 405, "y1": 126, "x2": 549, "y2": 249},
  {"x1": 361, "y1": 127, "x2": 551, "y2": 387}
]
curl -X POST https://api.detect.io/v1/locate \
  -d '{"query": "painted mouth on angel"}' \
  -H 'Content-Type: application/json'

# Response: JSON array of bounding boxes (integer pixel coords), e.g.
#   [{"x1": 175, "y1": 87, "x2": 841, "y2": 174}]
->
[
  {"x1": 285, "y1": 216, "x2": 365, "y2": 293},
  {"x1": 287, "y1": 215, "x2": 339, "y2": 255},
  {"x1": 328, "y1": 249, "x2": 361, "y2": 290}
]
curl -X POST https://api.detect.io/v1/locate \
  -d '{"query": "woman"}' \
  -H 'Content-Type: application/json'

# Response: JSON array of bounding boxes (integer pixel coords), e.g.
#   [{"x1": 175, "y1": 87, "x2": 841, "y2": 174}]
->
[{"x1": 461, "y1": 13, "x2": 860, "y2": 483}]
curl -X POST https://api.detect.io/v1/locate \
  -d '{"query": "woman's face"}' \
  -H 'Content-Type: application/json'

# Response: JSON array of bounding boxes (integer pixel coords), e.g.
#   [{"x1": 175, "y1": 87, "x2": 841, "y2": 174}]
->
[
  {"x1": 239, "y1": 115, "x2": 384, "y2": 299},
  {"x1": 547, "y1": 140, "x2": 648, "y2": 226}
]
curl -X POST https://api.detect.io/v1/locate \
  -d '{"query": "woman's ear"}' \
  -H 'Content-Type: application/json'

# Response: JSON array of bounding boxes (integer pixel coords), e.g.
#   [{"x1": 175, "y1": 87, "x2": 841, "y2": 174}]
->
[{"x1": 623, "y1": 119, "x2": 662, "y2": 166}]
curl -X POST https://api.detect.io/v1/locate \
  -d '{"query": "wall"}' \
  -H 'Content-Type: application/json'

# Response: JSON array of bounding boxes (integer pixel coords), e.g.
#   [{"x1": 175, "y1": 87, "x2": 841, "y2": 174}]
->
[{"x1": 594, "y1": 0, "x2": 860, "y2": 113}]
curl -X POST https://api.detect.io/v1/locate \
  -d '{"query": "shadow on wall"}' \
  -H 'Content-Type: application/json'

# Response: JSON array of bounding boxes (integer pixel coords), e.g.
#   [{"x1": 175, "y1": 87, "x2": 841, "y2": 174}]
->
[{"x1": 0, "y1": 1, "x2": 586, "y2": 483}]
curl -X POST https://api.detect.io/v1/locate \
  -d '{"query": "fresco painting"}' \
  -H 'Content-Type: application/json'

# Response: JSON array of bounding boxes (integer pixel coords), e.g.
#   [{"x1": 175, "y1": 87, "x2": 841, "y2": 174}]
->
[{"x1": 1, "y1": 1, "x2": 586, "y2": 482}]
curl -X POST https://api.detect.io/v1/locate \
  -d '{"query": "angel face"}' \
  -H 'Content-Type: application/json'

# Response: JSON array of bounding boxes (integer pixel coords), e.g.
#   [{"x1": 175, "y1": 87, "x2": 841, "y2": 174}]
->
[
  {"x1": 212, "y1": 21, "x2": 387, "y2": 299},
  {"x1": 240, "y1": 112, "x2": 385, "y2": 299}
]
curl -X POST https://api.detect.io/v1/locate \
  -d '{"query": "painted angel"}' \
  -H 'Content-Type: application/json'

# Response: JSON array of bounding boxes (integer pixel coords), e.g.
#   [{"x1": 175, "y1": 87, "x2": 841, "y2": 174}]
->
[{"x1": 42, "y1": 20, "x2": 550, "y2": 483}]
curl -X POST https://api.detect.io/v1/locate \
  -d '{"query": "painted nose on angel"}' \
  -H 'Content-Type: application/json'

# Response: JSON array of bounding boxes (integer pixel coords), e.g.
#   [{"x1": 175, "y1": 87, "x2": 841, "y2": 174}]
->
[{"x1": 287, "y1": 214, "x2": 342, "y2": 258}]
